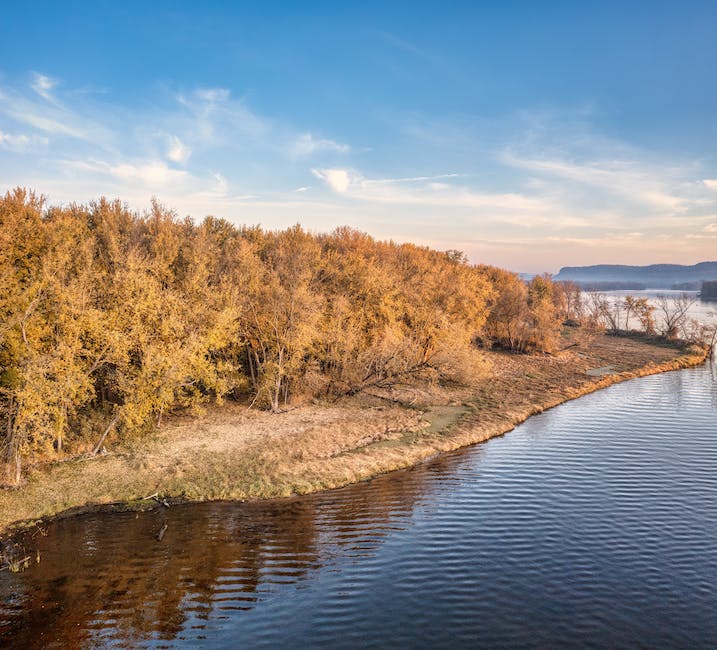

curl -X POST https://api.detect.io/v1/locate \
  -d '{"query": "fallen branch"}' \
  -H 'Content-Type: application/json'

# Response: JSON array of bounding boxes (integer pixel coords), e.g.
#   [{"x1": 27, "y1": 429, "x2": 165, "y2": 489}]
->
[
  {"x1": 1, "y1": 556, "x2": 31, "y2": 573},
  {"x1": 92, "y1": 415, "x2": 119, "y2": 456},
  {"x1": 74, "y1": 452, "x2": 114, "y2": 464}
]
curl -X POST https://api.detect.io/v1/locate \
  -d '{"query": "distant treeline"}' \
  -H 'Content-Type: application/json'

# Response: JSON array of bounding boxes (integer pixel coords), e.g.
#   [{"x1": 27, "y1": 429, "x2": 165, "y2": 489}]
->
[
  {"x1": 577, "y1": 281, "x2": 647, "y2": 291},
  {"x1": 0, "y1": 189, "x2": 578, "y2": 485},
  {"x1": 702, "y1": 280, "x2": 717, "y2": 300},
  {"x1": 573, "y1": 281, "x2": 702, "y2": 291},
  {"x1": 671, "y1": 282, "x2": 701, "y2": 291}
]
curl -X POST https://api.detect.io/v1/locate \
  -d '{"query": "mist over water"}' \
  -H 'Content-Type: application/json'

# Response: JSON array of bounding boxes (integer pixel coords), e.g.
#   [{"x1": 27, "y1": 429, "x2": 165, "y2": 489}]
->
[{"x1": 1, "y1": 359, "x2": 716, "y2": 648}]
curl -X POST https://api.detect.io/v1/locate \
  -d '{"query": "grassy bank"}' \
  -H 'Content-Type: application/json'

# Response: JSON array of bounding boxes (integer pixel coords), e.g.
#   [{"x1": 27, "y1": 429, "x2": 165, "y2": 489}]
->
[{"x1": 0, "y1": 332, "x2": 708, "y2": 538}]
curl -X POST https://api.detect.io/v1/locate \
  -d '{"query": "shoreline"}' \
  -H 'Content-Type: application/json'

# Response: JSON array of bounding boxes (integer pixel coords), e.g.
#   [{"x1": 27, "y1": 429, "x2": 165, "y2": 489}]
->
[{"x1": 0, "y1": 333, "x2": 709, "y2": 540}]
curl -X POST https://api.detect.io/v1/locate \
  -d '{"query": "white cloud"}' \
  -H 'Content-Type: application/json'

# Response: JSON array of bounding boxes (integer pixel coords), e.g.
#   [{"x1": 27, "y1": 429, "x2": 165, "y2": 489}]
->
[
  {"x1": 291, "y1": 132, "x2": 350, "y2": 156},
  {"x1": 312, "y1": 168, "x2": 353, "y2": 193},
  {"x1": 31, "y1": 72, "x2": 58, "y2": 101},
  {"x1": 703, "y1": 179, "x2": 717, "y2": 190},
  {"x1": 166, "y1": 134, "x2": 191, "y2": 163}
]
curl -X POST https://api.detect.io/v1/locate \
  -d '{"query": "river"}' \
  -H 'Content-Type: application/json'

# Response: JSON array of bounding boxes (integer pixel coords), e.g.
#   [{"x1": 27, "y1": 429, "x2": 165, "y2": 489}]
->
[
  {"x1": 1, "y1": 352, "x2": 716, "y2": 647},
  {"x1": 600, "y1": 289, "x2": 716, "y2": 327}
]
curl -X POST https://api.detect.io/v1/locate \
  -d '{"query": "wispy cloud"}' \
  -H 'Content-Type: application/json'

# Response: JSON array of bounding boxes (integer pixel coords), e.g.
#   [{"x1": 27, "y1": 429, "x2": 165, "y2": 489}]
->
[
  {"x1": 0, "y1": 74, "x2": 352, "y2": 217},
  {"x1": 4, "y1": 70, "x2": 717, "y2": 271},
  {"x1": 0, "y1": 91, "x2": 89, "y2": 139},
  {"x1": 311, "y1": 167, "x2": 560, "y2": 219},
  {"x1": 290, "y1": 132, "x2": 350, "y2": 157},
  {"x1": 372, "y1": 30, "x2": 447, "y2": 69},
  {"x1": 194, "y1": 88, "x2": 230, "y2": 103},
  {"x1": 501, "y1": 150, "x2": 690, "y2": 212},
  {"x1": 0, "y1": 130, "x2": 48, "y2": 151},
  {"x1": 30, "y1": 72, "x2": 58, "y2": 101},
  {"x1": 63, "y1": 159, "x2": 191, "y2": 188},
  {"x1": 176, "y1": 87, "x2": 269, "y2": 144},
  {"x1": 0, "y1": 75, "x2": 114, "y2": 144}
]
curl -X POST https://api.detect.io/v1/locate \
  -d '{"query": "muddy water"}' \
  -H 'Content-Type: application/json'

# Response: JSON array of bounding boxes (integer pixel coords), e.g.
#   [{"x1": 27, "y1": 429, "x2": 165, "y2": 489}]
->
[{"x1": 1, "y1": 361, "x2": 716, "y2": 648}]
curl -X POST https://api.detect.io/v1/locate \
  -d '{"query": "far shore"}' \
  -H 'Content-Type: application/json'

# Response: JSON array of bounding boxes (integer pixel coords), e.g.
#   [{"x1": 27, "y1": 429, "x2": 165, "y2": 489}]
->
[{"x1": 0, "y1": 331, "x2": 709, "y2": 539}]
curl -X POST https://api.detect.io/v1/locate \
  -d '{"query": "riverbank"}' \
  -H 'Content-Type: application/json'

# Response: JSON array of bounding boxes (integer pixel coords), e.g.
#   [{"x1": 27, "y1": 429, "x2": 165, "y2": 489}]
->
[{"x1": 0, "y1": 331, "x2": 709, "y2": 538}]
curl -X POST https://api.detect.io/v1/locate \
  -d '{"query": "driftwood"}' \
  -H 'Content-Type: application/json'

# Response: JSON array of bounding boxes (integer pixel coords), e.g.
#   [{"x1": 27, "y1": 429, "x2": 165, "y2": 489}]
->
[
  {"x1": 156, "y1": 523, "x2": 168, "y2": 542},
  {"x1": 143, "y1": 492, "x2": 170, "y2": 508}
]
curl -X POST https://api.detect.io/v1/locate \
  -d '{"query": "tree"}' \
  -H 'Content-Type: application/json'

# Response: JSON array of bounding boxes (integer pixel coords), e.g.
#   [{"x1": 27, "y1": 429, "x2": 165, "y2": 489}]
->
[
  {"x1": 656, "y1": 293, "x2": 695, "y2": 339},
  {"x1": 0, "y1": 188, "x2": 576, "y2": 484}
]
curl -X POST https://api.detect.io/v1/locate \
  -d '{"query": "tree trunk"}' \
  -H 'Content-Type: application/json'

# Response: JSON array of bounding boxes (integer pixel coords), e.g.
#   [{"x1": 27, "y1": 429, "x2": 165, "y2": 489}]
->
[
  {"x1": 57, "y1": 403, "x2": 66, "y2": 453},
  {"x1": 272, "y1": 376, "x2": 281, "y2": 412},
  {"x1": 3, "y1": 446, "x2": 21, "y2": 487},
  {"x1": 3, "y1": 399, "x2": 21, "y2": 486},
  {"x1": 247, "y1": 344, "x2": 256, "y2": 387},
  {"x1": 271, "y1": 348, "x2": 284, "y2": 412}
]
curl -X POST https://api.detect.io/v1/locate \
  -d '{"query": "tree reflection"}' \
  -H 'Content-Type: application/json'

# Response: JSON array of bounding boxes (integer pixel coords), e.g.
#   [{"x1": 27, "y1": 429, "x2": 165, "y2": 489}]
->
[{"x1": 0, "y1": 448, "x2": 473, "y2": 647}]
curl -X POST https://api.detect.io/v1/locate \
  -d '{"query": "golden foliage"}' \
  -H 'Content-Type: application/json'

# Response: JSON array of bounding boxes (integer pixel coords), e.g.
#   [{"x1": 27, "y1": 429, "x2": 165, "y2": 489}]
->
[{"x1": 0, "y1": 189, "x2": 567, "y2": 484}]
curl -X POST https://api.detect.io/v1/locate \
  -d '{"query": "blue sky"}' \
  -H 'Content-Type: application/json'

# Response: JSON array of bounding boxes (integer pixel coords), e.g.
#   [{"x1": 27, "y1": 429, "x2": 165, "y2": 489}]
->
[{"x1": 2, "y1": 1, "x2": 717, "y2": 272}]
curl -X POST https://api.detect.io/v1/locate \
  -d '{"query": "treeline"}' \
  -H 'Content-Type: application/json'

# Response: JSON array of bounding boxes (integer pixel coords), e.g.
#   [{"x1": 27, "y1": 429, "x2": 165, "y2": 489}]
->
[
  {"x1": 576, "y1": 281, "x2": 647, "y2": 292},
  {"x1": 580, "y1": 291, "x2": 717, "y2": 348},
  {"x1": 0, "y1": 188, "x2": 576, "y2": 485},
  {"x1": 702, "y1": 280, "x2": 717, "y2": 300}
]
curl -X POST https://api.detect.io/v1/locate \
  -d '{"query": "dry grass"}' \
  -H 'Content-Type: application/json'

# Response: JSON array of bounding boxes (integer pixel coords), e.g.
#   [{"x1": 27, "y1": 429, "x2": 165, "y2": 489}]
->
[{"x1": 0, "y1": 331, "x2": 708, "y2": 537}]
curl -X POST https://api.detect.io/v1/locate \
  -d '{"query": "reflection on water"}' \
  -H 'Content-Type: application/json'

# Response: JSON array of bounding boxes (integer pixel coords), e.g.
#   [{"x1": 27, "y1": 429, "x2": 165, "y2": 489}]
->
[{"x1": 1, "y1": 361, "x2": 716, "y2": 648}]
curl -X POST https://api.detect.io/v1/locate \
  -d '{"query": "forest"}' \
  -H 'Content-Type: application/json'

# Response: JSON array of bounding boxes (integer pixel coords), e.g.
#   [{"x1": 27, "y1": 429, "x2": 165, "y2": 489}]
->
[{"x1": 0, "y1": 188, "x2": 707, "y2": 487}]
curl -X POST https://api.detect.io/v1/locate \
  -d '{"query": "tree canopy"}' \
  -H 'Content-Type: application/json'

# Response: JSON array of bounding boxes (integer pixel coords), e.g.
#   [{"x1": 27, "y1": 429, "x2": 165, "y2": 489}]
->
[{"x1": 0, "y1": 188, "x2": 570, "y2": 485}]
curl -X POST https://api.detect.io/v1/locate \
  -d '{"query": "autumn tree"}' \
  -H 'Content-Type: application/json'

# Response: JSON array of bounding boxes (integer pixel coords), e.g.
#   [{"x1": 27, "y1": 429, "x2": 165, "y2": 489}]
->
[{"x1": 0, "y1": 188, "x2": 575, "y2": 484}]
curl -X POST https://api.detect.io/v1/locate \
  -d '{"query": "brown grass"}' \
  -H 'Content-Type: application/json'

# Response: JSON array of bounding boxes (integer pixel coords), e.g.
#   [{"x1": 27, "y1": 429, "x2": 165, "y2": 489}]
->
[{"x1": 0, "y1": 331, "x2": 708, "y2": 537}]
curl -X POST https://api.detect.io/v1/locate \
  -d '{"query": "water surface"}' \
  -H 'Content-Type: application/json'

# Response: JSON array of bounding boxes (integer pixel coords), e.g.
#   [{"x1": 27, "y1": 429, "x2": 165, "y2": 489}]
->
[
  {"x1": 602, "y1": 290, "x2": 716, "y2": 326},
  {"x1": 1, "y1": 361, "x2": 716, "y2": 648}
]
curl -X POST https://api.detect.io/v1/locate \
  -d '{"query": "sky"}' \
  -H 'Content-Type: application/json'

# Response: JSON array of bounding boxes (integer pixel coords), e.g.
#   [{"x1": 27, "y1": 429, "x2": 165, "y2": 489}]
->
[{"x1": 1, "y1": 1, "x2": 717, "y2": 273}]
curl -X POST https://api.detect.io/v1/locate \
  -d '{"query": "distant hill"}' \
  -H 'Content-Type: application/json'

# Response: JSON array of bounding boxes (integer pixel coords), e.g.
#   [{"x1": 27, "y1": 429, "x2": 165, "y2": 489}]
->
[{"x1": 554, "y1": 261, "x2": 717, "y2": 289}]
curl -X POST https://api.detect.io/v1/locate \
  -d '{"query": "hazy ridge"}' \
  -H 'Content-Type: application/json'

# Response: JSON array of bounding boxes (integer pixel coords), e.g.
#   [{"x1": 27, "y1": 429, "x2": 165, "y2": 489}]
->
[{"x1": 554, "y1": 261, "x2": 717, "y2": 289}]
